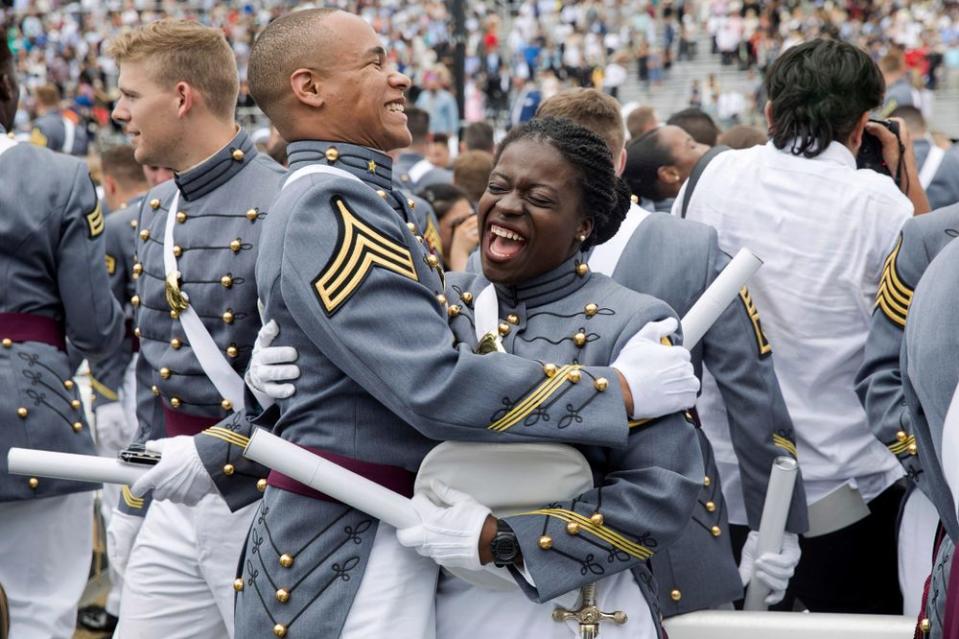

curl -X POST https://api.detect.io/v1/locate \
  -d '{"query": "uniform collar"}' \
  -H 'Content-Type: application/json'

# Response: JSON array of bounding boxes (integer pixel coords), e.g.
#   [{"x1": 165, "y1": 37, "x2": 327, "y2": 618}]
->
[
  {"x1": 287, "y1": 140, "x2": 393, "y2": 192},
  {"x1": 174, "y1": 129, "x2": 256, "y2": 202},
  {"x1": 494, "y1": 252, "x2": 591, "y2": 309}
]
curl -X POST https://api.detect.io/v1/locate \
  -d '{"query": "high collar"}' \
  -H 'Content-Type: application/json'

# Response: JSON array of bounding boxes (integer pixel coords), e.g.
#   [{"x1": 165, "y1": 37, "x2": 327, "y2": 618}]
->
[
  {"x1": 287, "y1": 140, "x2": 394, "y2": 192},
  {"x1": 494, "y1": 252, "x2": 591, "y2": 309},
  {"x1": 174, "y1": 129, "x2": 256, "y2": 202}
]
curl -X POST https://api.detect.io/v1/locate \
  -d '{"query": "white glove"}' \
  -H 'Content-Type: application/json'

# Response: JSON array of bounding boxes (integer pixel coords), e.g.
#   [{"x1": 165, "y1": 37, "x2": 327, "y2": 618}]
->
[
  {"x1": 94, "y1": 401, "x2": 130, "y2": 453},
  {"x1": 611, "y1": 317, "x2": 700, "y2": 419},
  {"x1": 738, "y1": 530, "x2": 801, "y2": 605},
  {"x1": 396, "y1": 480, "x2": 492, "y2": 571},
  {"x1": 130, "y1": 436, "x2": 215, "y2": 506},
  {"x1": 245, "y1": 319, "x2": 300, "y2": 403},
  {"x1": 106, "y1": 509, "x2": 144, "y2": 577}
]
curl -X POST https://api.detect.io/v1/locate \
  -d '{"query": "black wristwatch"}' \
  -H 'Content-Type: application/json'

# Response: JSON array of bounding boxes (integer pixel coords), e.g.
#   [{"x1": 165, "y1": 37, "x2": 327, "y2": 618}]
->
[{"x1": 489, "y1": 519, "x2": 520, "y2": 567}]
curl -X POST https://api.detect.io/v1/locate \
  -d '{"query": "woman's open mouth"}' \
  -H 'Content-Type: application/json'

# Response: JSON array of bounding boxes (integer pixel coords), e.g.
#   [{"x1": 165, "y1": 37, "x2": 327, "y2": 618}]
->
[{"x1": 484, "y1": 222, "x2": 528, "y2": 263}]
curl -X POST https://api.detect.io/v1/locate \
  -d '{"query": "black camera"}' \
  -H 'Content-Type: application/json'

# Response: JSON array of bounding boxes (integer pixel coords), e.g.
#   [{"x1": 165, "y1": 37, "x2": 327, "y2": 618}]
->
[{"x1": 856, "y1": 119, "x2": 903, "y2": 182}]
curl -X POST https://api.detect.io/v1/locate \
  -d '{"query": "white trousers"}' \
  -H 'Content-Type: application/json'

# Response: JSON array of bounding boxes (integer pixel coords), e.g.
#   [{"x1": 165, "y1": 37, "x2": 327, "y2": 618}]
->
[
  {"x1": 98, "y1": 356, "x2": 138, "y2": 616},
  {"x1": 0, "y1": 492, "x2": 94, "y2": 639},
  {"x1": 899, "y1": 488, "x2": 940, "y2": 616},
  {"x1": 116, "y1": 494, "x2": 256, "y2": 639},
  {"x1": 436, "y1": 567, "x2": 657, "y2": 639}
]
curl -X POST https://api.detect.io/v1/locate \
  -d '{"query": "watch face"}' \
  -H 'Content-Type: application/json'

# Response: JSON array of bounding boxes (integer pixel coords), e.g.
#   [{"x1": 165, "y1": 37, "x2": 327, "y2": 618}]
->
[{"x1": 491, "y1": 534, "x2": 519, "y2": 562}]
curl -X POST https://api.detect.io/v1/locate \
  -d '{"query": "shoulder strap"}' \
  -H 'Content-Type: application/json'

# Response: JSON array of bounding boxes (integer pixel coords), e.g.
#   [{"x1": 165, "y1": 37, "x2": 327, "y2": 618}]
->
[
  {"x1": 61, "y1": 116, "x2": 76, "y2": 154},
  {"x1": 284, "y1": 163, "x2": 364, "y2": 191},
  {"x1": 681, "y1": 144, "x2": 730, "y2": 218},
  {"x1": 0, "y1": 133, "x2": 17, "y2": 158},
  {"x1": 920, "y1": 144, "x2": 945, "y2": 190},
  {"x1": 588, "y1": 202, "x2": 651, "y2": 276}
]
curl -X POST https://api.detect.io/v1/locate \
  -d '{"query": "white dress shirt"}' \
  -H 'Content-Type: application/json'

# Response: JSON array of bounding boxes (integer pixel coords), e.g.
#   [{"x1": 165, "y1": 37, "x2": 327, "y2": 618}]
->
[{"x1": 676, "y1": 140, "x2": 912, "y2": 507}]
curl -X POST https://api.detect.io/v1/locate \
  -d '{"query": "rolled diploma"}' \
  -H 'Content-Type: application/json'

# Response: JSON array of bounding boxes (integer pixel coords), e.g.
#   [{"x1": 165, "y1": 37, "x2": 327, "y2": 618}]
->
[
  {"x1": 243, "y1": 428, "x2": 420, "y2": 529},
  {"x1": 681, "y1": 248, "x2": 763, "y2": 350},
  {"x1": 743, "y1": 456, "x2": 799, "y2": 610},
  {"x1": 7, "y1": 448, "x2": 148, "y2": 485}
]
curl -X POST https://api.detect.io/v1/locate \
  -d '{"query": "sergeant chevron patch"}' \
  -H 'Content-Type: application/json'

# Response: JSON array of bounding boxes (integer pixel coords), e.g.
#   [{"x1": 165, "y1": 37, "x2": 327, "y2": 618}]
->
[
  {"x1": 105, "y1": 253, "x2": 117, "y2": 275},
  {"x1": 423, "y1": 217, "x2": 443, "y2": 260},
  {"x1": 875, "y1": 235, "x2": 912, "y2": 328},
  {"x1": 738, "y1": 287, "x2": 771, "y2": 358},
  {"x1": 312, "y1": 197, "x2": 418, "y2": 315},
  {"x1": 86, "y1": 201, "x2": 105, "y2": 238}
]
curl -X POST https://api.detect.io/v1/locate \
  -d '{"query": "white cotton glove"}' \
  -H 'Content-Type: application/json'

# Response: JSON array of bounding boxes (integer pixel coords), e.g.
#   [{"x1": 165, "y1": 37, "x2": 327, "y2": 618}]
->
[
  {"x1": 245, "y1": 319, "x2": 300, "y2": 403},
  {"x1": 611, "y1": 317, "x2": 700, "y2": 419},
  {"x1": 94, "y1": 401, "x2": 130, "y2": 453},
  {"x1": 738, "y1": 530, "x2": 801, "y2": 605},
  {"x1": 106, "y1": 509, "x2": 144, "y2": 577},
  {"x1": 396, "y1": 480, "x2": 492, "y2": 571},
  {"x1": 130, "y1": 436, "x2": 215, "y2": 506}
]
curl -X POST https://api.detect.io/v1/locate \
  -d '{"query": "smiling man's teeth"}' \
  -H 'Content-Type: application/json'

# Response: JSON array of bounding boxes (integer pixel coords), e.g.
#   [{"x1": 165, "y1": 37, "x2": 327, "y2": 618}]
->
[
  {"x1": 491, "y1": 225, "x2": 525, "y2": 242},
  {"x1": 387, "y1": 103, "x2": 405, "y2": 113}
]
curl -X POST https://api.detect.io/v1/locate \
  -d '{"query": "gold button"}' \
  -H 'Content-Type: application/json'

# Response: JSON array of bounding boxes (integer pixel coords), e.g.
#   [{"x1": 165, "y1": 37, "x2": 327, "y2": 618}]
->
[
  {"x1": 566, "y1": 369, "x2": 581, "y2": 383},
  {"x1": 170, "y1": 310, "x2": 179, "y2": 319},
  {"x1": 246, "y1": 208, "x2": 258, "y2": 222},
  {"x1": 223, "y1": 464, "x2": 235, "y2": 476},
  {"x1": 221, "y1": 399, "x2": 233, "y2": 411},
  {"x1": 72, "y1": 421, "x2": 83, "y2": 432},
  {"x1": 170, "y1": 397, "x2": 181, "y2": 408},
  {"x1": 566, "y1": 522, "x2": 580, "y2": 535},
  {"x1": 705, "y1": 501, "x2": 716, "y2": 512},
  {"x1": 585, "y1": 303, "x2": 598, "y2": 317},
  {"x1": 506, "y1": 314, "x2": 519, "y2": 325},
  {"x1": 325, "y1": 147, "x2": 339, "y2": 162},
  {"x1": 151, "y1": 385, "x2": 160, "y2": 396},
  {"x1": 132, "y1": 263, "x2": 143, "y2": 277},
  {"x1": 257, "y1": 478, "x2": 268, "y2": 492},
  {"x1": 170, "y1": 338, "x2": 181, "y2": 349},
  {"x1": 711, "y1": 525, "x2": 722, "y2": 537},
  {"x1": 407, "y1": 198, "x2": 416, "y2": 209},
  {"x1": 134, "y1": 327, "x2": 142, "y2": 338},
  {"x1": 590, "y1": 512, "x2": 604, "y2": 526},
  {"x1": 405, "y1": 224, "x2": 417, "y2": 235},
  {"x1": 496, "y1": 322, "x2": 510, "y2": 336},
  {"x1": 232, "y1": 149, "x2": 245, "y2": 161},
  {"x1": 920, "y1": 618, "x2": 931, "y2": 633},
  {"x1": 64, "y1": 379, "x2": 75, "y2": 390},
  {"x1": 131, "y1": 295, "x2": 140, "y2": 307},
  {"x1": 543, "y1": 363, "x2": 558, "y2": 378},
  {"x1": 704, "y1": 475, "x2": 711, "y2": 487},
  {"x1": 222, "y1": 310, "x2": 235, "y2": 324},
  {"x1": 538, "y1": 535, "x2": 553, "y2": 550},
  {"x1": 276, "y1": 588, "x2": 290, "y2": 604},
  {"x1": 436, "y1": 294, "x2": 447, "y2": 306},
  {"x1": 226, "y1": 345, "x2": 239, "y2": 358},
  {"x1": 139, "y1": 229, "x2": 150, "y2": 241},
  {"x1": 427, "y1": 254, "x2": 440, "y2": 268},
  {"x1": 574, "y1": 332, "x2": 587, "y2": 347},
  {"x1": 461, "y1": 292, "x2": 473, "y2": 305},
  {"x1": 220, "y1": 275, "x2": 233, "y2": 288},
  {"x1": 130, "y1": 219, "x2": 138, "y2": 229},
  {"x1": 230, "y1": 239, "x2": 241, "y2": 253},
  {"x1": 447, "y1": 305, "x2": 461, "y2": 318},
  {"x1": 279, "y1": 553, "x2": 294, "y2": 568},
  {"x1": 233, "y1": 578, "x2": 244, "y2": 592},
  {"x1": 172, "y1": 245, "x2": 182, "y2": 257},
  {"x1": 593, "y1": 377, "x2": 608, "y2": 392},
  {"x1": 576, "y1": 263, "x2": 589, "y2": 277},
  {"x1": 149, "y1": 198, "x2": 161, "y2": 209},
  {"x1": 273, "y1": 624, "x2": 287, "y2": 638},
  {"x1": 671, "y1": 589, "x2": 682, "y2": 602},
  {"x1": 159, "y1": 367, "x2": 171, "y2": 380},
  {"x1": 908, "y1": 442, "x2": 918, "y2": 456},
  {"x1": 896, "y1": 430, "x2": 908, "y2": 443},
  {"x1": 176, "y1": 211, "x2": 187, "y2": 223},
  {"x1": 1, "y1": 338, "x2": 12, "y2": 348},
  {"x1": 378, "y1": 190, "x2": 388, "y2": 199},
  {"x1": 70, "y1": 399, "x2": 81, "y2": 410},
  {"x1": 28, "y1": 477, "x2": 39, "y2": 489},
  {"x1": 17, "y1": 407, "x2": 28, "y2": 418}
]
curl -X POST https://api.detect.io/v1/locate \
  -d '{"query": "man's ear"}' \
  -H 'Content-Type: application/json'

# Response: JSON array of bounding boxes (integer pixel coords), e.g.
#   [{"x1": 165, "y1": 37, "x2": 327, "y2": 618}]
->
[
  {"x1": 290, "y1": 68, "x2": 325, "y2": 109},
  {"x1": 175, "y1": 82, "x2": 195, "y2": 118},
  {"x1": 657, "y1": 164, "x2": 681, "y2": 185},
  {"x1": 847, "y1": 112, "x2": 870, "y2": 154},
  {"x1": 615, "y1": 147, "x2": 627, "y2": 177},
  {"x1": 763, "y1": 100, "x2": 773, "y2": 130}
]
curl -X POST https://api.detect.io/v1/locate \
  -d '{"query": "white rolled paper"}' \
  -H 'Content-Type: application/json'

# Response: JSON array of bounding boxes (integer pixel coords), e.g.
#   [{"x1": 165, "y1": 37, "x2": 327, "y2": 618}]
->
[
  {"x1": 744, "y1": 456, "x2": 799, "y2": 611},
  {"x1": 243, "y1": 429, "x2": 420, "y2": 529},
  {"x1": 7, "y1": 448, "x2": 148, "y2": 485},
  {"x1": 680, "y1": 248, "x2": 763, "y2": 350}
]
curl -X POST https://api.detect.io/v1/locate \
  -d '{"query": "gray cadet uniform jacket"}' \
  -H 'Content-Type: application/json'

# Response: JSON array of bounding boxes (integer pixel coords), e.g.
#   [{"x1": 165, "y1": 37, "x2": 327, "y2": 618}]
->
[
  {"x1": 118, "y1": 130, "x2": 285, "y2": 517},
  {"x1": 915, "y1": 140, "x2": 959, "y2": 210},
  {"x1": 444, "y1": 261, "x2": 703, "y2": 633},
  {"x1": 0, "y1": 129, "x2": 124, "y2": 501},
  {"x1": 31, "y1": 110, "x2": 90, "y2": 157},
  {"x1": 88, "y1": 195, "x2": 144, "y2": 407},
  {"x1": 902, "y1": 239, "x2": 959, "y2": 639},
  {"x1": 856, "y1": 204, "x2": 959, "y2": 500},
  {"x1": 234, "y1": 141, "x2": 643, "y2": 638}
]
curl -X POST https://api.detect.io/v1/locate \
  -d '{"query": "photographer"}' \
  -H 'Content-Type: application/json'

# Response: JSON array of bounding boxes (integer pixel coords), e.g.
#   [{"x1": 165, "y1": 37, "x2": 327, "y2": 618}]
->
[{"x1": 677, "y1": 38, "x2": 928, "y2": 614}]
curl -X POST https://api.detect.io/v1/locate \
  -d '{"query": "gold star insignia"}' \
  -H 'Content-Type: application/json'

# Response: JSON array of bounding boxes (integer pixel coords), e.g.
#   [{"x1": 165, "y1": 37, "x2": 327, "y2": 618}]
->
[{"x1": 367, "y1": 159, "x2": 377, "y2": 174}]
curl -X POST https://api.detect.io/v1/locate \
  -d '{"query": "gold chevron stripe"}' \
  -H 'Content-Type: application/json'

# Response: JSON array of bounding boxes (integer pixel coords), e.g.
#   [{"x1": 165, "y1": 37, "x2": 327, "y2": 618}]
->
[
  {"x1": 522, "y1": 508, "x2": 654, "y2": 559},
  {"x1": 875, "y1": 236, "x2": 913, "y2": 327},
  {"x1": 423, "y1": 218, "x2": 443, "y2": 261},
  {"x1": 121, "y1": 485, "x2": 144, "y2": 509},
  {"x1": 739, "y1": 287, "x2": 772, "y2": 357},
  {"x1": 89, "y1": 376, "x2": 119, "y2": 401},
  {"x1": 201, "y1": 426, "x2": 250, "y2": 448},
  {"x1": 313, "y1": 198, "x2": 418, "y2": 315},
  {"x1": 105, "y1": 254, "x2": 117, "y2": 275},
  {"x1": 86, "y1": 202, "x2": 105, "y2": 238},
  {"x1": 628, "y1": 418, "x2": 651, "y2": 429},
  {"x1": 773, "y1": 434, "x2": 798, "y2": 458},
  {"x1": 888, "y1": 434, "x2": 917, "y2": 455},
  {"x1": 488, "y1": 365, "x2": 578, "y2": 432}
]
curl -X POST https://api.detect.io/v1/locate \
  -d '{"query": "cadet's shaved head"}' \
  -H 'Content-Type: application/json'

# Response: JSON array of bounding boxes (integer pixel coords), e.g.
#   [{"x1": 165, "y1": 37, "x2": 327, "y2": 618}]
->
[{"x1": 248, "y1": 8, "x2": 337, "y2": 124}]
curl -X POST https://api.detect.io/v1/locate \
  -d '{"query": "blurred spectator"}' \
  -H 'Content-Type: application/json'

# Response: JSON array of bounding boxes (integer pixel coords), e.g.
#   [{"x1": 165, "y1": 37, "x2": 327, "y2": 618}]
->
[
  {"x1": 626, "y1": 104, "x2": 659, "y2": 140},
  {"x1": 880, "y1": 51, "x2": 920, "y2": 112},
  {"x1": 30, "y1": 83, "x2": 89, "y2": 156},
  {"x1": 394, "y1": 107, "x2": 453, "y2": 190},
  {"x1": 460, "y1": 121, "x2": 494, "y2": 154},
  {"x1": 668, "y1": 107, "x2": 722, "y2": 146},
  {"x1": 428, "y1": 132, "x2": 451, "y2": 169},
  {"x1": 142, "y1": 164, "x2": 174, "y2": 187},
  {"x1": 99, "y1": 144, "x2": 148, "y2": 212},
  {"x1": 415, "y1": 67, "x2": 459, "y2": 137},
  {"x1": 509, "y1": 76, "x2": 541, "y2": 128},
  {"x1": 718, "y1": 124, "x2": 767, "y2": 149},
  {"x1": 536, "y1": 88, "x2": 627, "y2": 171},
  {"x1": 892, "y1": 105, "x2": 959, "y2": 209},
  {"x1": 417, "y1": 183, "x2": 477, "y2": 271},
  {"x1": 452, "y1": 149, "x2": 494, "y2": 204},
  {"x1": 624, "y1": 124, "x2": 708, "y2": 212}
]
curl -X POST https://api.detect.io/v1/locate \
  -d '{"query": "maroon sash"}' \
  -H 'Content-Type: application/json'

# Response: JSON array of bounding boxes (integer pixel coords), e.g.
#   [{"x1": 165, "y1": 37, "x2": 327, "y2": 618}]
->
[
  {"x1": 162, "y1": 406, "x2": 220, "y2": 437},
  {"x1": 0, "y1": 313, "x2": 66, "y2": 351}
]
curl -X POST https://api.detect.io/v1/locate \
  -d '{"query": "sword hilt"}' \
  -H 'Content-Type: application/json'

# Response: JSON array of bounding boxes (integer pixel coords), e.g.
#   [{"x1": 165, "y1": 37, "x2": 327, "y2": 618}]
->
[{"x1": 552, "y1": 583, "x2": 628, "y2": 637}]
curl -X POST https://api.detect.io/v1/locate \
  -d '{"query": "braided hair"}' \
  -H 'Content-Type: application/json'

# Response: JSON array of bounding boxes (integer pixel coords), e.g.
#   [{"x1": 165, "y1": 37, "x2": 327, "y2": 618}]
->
[{"x1": 496, "y1": 117, "x2": 631, "y2": 250}]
